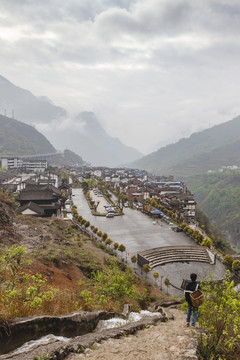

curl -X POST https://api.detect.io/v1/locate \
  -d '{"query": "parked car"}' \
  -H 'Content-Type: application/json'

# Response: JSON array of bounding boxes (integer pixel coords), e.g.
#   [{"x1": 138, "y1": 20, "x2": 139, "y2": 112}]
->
[{"x1": 106, "y1": 213, "x2": 114, "y2": 218}]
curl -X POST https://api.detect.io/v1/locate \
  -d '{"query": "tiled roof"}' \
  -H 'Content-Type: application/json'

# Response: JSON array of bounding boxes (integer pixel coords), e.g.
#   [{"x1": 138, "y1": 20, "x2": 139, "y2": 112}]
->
[{"x1": 16, "y1": 201, "x2": 45, "y2": 215}]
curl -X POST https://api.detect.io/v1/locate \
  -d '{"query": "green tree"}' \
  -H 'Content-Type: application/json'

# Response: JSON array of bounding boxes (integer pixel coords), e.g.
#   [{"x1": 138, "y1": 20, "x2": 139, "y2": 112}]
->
[
  {"x1": 118, "y1": 193, "x2": 128, "y2": 211},
  {"x1": 143, "y1": 264, "x2": 151, "y2": 279},
  {"x1": 164, "y1": 278, "x2": 170, "y2": 294},
  {"x1": 153, "y1": 271, "x2": 159, "y2": 285},
  {"x1": 102, "y1": 233, "x2": 108, "y2": 241},
  {"x1": 222, "y1": 254, "x2": 234, "y2": 268},
  {"x1": 84, "y1": 221, "x2": 90, "y2": 228},
  {"x1": 105, "y1": 238, "x2": 113, "y2": 247},
  {"x1": 118, "y1": 244, "x2": 126, "y2": 261},
  {"x1": 77, "y1": 215, "x2": 83, "y2": 222},
  {"x1": 131, "y1": 255, "x2": 137, "y2": 269},
  {"x1": 113, "y1": 242, "x2": 119, "y2": 253}
]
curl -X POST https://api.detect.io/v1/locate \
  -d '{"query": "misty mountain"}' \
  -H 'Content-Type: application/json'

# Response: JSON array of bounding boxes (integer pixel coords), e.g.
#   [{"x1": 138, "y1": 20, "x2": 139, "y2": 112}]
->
[
  {"x1": 51, "y1": 112, "x2": 143, "y2": 167},
  {"x1": 130, "y1": 115, "x2": 240, "y2": 176},
  {"x1": 0, "y1": 114, "x2": 56, "y2": 156},
  {"x1": 0, "y1": 75, "x2": 142, "y2": 167},
  {"x1": 0, "y1": 114, "x2": 84, "y2": 166},
  {"x1": 0, "y1": 75, "x2": 66, "y2": 124}
]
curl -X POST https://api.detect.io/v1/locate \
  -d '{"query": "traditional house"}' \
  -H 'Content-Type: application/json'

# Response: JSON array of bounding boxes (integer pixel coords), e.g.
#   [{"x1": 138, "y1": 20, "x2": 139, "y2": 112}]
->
[{"x1": 17, "y1": 184, "x2": 62, "y2": 217}]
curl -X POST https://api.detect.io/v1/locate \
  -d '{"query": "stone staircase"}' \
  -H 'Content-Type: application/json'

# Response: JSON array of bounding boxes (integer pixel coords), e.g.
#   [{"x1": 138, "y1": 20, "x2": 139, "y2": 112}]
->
[{"x1": 137, "y1": 245, "x2": 214, "y2": 269}]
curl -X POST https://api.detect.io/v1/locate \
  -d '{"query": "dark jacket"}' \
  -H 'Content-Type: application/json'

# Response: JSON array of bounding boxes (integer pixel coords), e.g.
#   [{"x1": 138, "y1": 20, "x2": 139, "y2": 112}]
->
[{"x1": 185, "y1": 281, "x2": 201, "y2": 305}]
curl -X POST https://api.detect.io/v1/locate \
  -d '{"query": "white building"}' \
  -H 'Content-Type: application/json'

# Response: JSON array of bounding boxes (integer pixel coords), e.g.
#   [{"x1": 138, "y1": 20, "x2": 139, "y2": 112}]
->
[{"x1": 1, "y1": 157, "x2": 47, "y2": 172}]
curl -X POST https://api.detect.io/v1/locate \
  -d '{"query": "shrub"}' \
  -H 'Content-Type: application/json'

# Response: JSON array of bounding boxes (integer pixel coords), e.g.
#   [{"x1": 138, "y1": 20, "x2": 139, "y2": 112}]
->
[
  {"x1": 232, "y1": 259, "x2": 240, "y2": 273},
  {"x1": 197, "y1": 271, "x2": 240, "y2": 359},
  {"x1": 84, "y1": 221, "x2": 90, "y2": 228},
  {"x1": 0, "y1": 245, "x2": 55, "y2": 319},
  {"x1": 180, "y1": 222, "x2": 187, "y2": 229},
  {"x1": 102, "y1": 233, "x2": 108, "y2": 241},
  {"x1": 201, "y1": 237, "x2": 213, "y2": 248},
  {"x1": 222, "y1": 254, "x2": 234, "y2": 268}
]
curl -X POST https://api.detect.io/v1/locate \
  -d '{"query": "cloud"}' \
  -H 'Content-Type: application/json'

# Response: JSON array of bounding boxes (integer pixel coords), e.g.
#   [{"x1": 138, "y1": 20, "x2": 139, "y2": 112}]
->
[
  {"x1": 1, "y1": 0, "x2": 240, "y2": 153},
  {"x1": 36, "y1": 114, "x2": 86, "y2": 134}
]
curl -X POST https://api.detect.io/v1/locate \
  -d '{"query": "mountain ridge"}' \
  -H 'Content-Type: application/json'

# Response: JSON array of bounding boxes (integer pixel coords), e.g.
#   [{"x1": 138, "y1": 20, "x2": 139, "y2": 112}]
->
[
  {"x1": 0, "y1": 75, "x2": 142, "y2": 167},
  {"x1": 130, "y1": 115, "x2": 240, "y2": 175},
  {"x1": 0, "y1": 114, "x2": 56, "y2": 156}
]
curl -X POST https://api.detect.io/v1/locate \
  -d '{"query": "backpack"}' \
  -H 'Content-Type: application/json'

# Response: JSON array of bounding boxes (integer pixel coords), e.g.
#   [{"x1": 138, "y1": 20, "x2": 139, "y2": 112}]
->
[{"x1": 190, "y1": 284, "x2": 204, "y2": 307}]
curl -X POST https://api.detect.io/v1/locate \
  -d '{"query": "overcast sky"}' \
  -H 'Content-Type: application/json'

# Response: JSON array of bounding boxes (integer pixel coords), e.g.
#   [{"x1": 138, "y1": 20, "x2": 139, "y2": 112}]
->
[{"x1": 1, "y1": 0, "x2": 240, "y2": 153}]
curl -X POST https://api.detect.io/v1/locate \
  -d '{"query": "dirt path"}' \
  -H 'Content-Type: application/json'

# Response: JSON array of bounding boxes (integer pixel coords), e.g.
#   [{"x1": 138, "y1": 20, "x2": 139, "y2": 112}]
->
[{"x1": 66, "y1": 309, "x2": 198, "y2": 360}]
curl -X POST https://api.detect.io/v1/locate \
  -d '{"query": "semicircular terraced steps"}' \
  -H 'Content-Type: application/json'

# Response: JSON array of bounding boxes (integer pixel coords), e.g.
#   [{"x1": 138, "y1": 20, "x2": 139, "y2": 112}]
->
[{"x1": 137, "y1": 245, "x2": 215, "y2": 269}]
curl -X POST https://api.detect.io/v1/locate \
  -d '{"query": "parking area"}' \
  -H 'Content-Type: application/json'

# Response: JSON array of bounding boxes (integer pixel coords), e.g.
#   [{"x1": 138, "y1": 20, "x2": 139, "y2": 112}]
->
[
  {"x1": 73, "y1": 188, "x2": 227, "y2": 296},
  {"x1": 90, "y1": 189, "x2": 116, "y2": 215}
]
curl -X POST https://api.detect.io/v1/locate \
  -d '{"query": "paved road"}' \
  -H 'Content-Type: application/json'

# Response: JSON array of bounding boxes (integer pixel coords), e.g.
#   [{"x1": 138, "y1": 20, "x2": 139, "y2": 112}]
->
[{"x1": 72, "y1": 188, "x2": 226, "y2": 296}]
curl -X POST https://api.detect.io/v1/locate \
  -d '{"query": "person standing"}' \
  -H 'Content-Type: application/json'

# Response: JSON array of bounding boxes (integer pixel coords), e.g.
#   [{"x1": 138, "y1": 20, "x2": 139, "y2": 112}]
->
[{"x1": 185, "y1": 273, "x2": 200, "y2": 327}]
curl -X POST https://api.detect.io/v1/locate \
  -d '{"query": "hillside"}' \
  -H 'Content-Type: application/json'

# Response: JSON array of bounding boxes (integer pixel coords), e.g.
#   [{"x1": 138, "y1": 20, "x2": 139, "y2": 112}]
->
[
  {"x1": 0, "y1": 190, "x2": 160, "y2": 321},
  {"x1": 131, "y1": 115, "x2": 240, "y2": 175},
  {"x1": 164, "y1": 138, "x2": 240, "y2": 178},
  {"x1": 0, "y1": 114, "x2": 56, "y2": 156},
  {"x1": 129, "y1": 115, "x2": 240, "y2": 249},
  {"x1": 186, "y1": 170, "x2": 240, "y2": 249},
  {"x1": 0, "y1": 115, "x2": 84, "y2": 166}
]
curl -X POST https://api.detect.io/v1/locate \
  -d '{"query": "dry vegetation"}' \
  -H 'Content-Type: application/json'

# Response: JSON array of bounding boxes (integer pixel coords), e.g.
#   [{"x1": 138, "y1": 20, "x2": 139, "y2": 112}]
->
[{"x1": 0, "y1": 193, "x2": 163, "y2": 321}]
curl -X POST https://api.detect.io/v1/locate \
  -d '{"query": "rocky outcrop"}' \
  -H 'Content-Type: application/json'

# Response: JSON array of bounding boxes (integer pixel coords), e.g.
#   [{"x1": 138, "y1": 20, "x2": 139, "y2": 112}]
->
[
  {"x1": 0, "y1": 311, "x2": 125, "y2": 355},
  {"x1": 2, "y1": 313, "x2": 165, "y2": 360}
]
